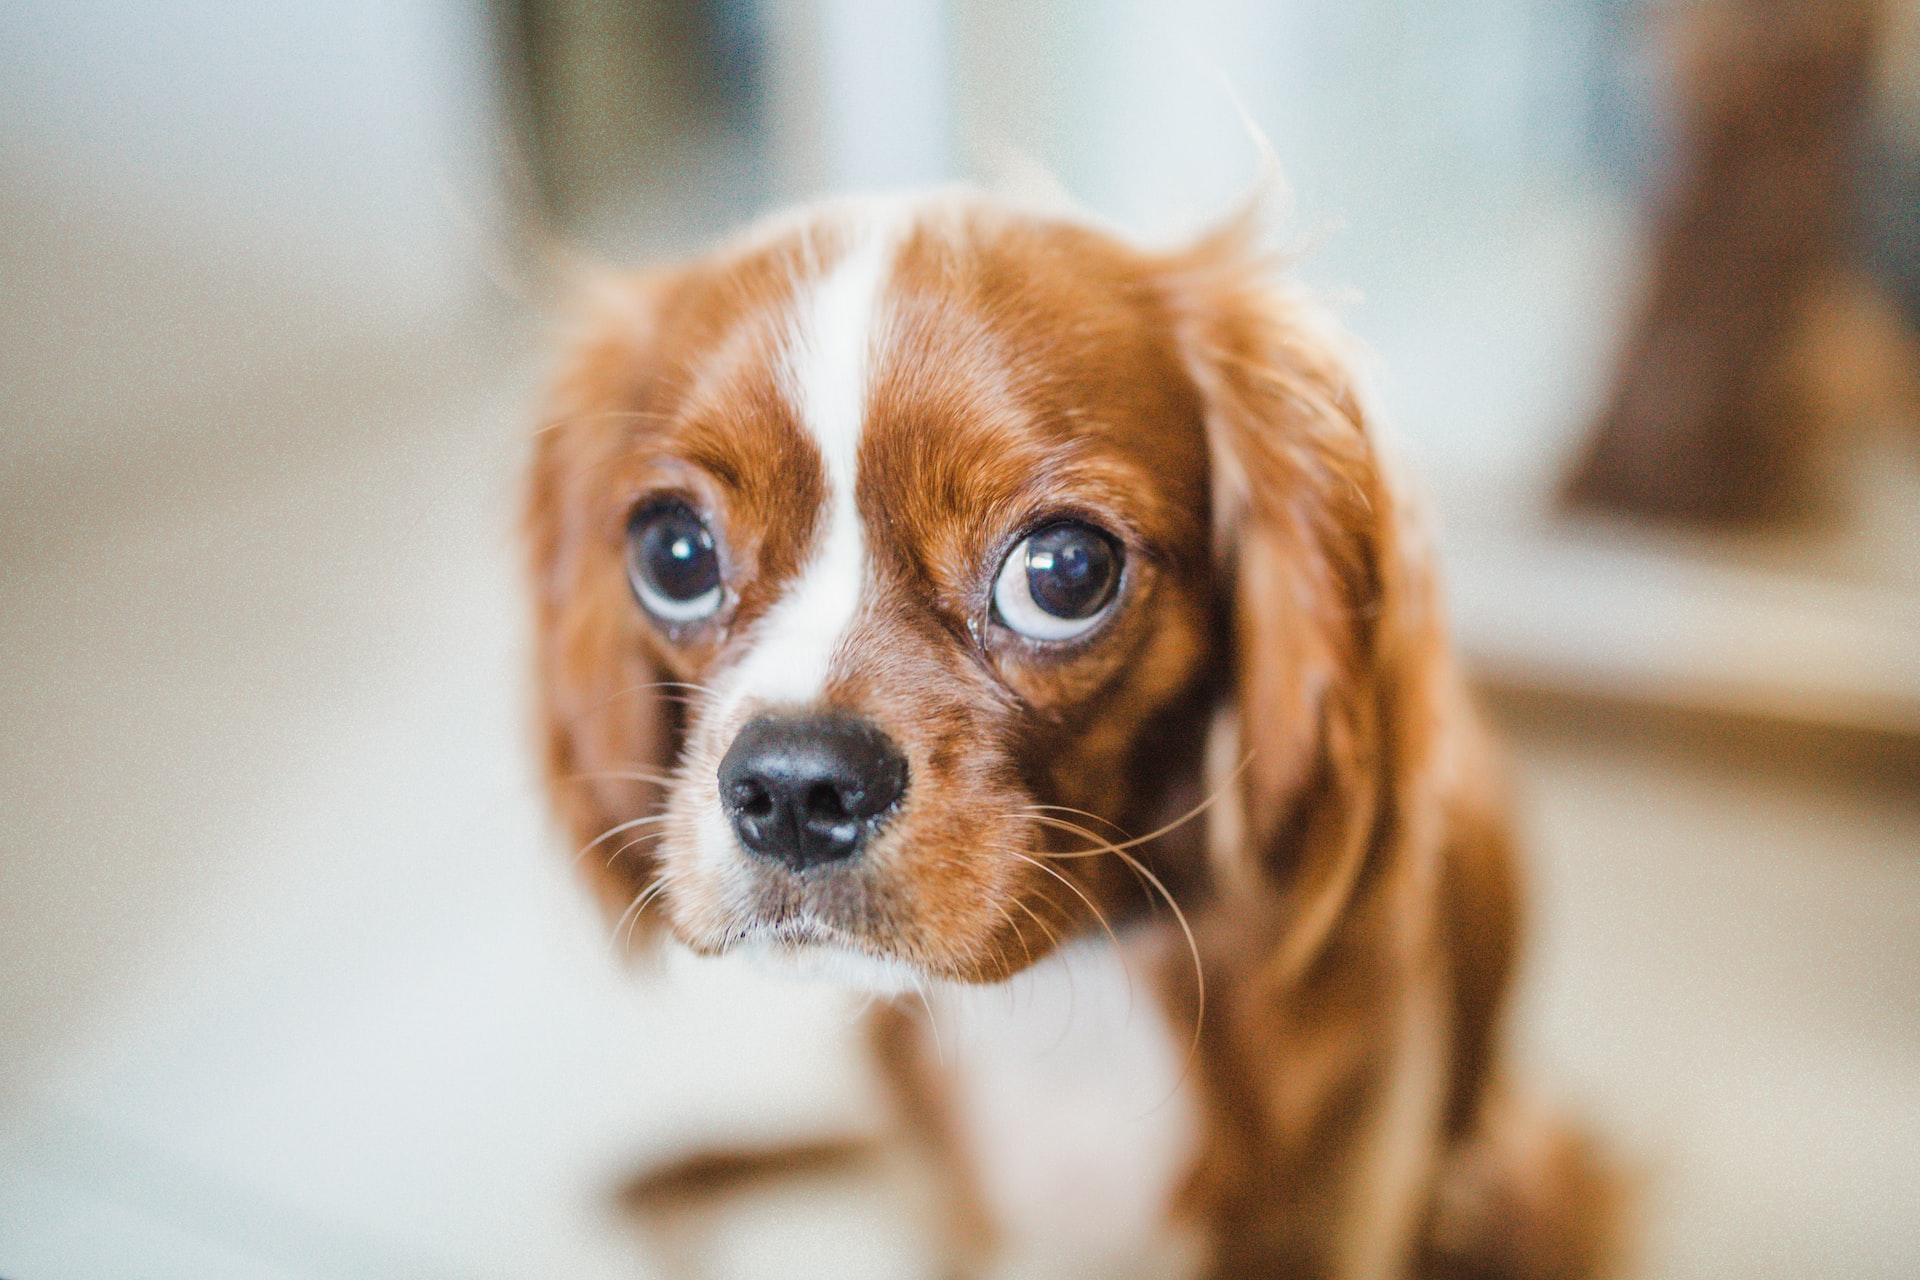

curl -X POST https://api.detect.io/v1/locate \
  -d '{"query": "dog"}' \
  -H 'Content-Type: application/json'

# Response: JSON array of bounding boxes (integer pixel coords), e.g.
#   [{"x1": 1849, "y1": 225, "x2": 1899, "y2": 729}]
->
[{"x1": 525, "y1": 190, "x2": 1614, "y2": 1279}]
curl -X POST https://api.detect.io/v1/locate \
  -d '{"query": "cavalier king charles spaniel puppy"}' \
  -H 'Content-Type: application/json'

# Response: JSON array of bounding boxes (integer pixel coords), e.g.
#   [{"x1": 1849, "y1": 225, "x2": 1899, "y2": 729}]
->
[{"x1": 526, "y1": 191, "x2": 1614, "y2": 1280}]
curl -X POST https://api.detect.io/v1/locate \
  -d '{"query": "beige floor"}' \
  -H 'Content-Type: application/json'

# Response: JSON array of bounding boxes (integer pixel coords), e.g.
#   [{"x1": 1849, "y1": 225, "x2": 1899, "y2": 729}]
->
[{"x1": 1503, "y1": 710, "x2": 1920, "y2": 1279}]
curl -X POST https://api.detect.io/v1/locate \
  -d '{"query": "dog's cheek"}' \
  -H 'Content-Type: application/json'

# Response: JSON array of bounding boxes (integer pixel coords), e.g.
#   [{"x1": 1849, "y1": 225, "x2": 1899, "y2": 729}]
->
[
  {"x1": 865, "y1": 714, "x2": 1054, "y2": 978},
  {"x1": 1022, "y1": 586, "x2": 1214, "y2": 813},
  {"x1": 648, "y1": 707, "x2": 747, "y2": 932}
]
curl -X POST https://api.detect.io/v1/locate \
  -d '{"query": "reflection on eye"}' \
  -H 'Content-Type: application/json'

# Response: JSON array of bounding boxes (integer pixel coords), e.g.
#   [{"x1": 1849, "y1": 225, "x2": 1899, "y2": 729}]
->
[
  {"x1": 993, "y1": 520, "x2": 1122, "y2": 641},
  {"x1": 626, "y1": 500, "x2": 724, "y2": 624}
]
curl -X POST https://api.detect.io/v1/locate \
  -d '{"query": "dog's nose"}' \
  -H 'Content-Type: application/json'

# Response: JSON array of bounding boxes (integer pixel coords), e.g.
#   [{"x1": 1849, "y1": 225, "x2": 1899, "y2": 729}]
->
[{"x1": 717, "y1": 713, "x2": 908, "y2": 870}]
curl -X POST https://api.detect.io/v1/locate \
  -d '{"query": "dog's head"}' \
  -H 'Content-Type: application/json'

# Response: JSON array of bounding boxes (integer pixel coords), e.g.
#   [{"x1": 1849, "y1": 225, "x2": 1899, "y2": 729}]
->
[{"x1": 528, "y1": 193, "x2": 1432, "y2": 991}]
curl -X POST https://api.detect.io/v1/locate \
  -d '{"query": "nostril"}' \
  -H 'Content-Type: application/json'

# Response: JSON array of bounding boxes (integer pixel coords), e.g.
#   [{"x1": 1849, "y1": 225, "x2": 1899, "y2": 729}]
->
[
  {"x1": 729, "y1": 780, "x2": 776, "y2": 819},
  {"x1": 803, "y1": 782, "x2": 848, "y2": 822}
]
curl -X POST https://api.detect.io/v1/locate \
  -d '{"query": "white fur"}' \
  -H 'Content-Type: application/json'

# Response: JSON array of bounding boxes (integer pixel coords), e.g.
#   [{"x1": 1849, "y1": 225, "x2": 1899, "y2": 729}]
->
[
  {"x1": 735, "y1": 939, "x2": 925, "y2": 997},
  {"x1": 720, "y1": 219, "x2": 901, "y2": 715},
  {"x1": 692, "y1": 785, "x2": 752, "y2": 885},
  {"x1": 930, "y1": 939, "x2": 1209, "y2": 1280},
  {"x1": 695, "y1": 207, "x2": 908, "y2": 899}
]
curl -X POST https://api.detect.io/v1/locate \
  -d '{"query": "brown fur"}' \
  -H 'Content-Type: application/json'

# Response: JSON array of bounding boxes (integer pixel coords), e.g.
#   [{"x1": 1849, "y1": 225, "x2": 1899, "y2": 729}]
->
[{"x1": 526, "y1": 193, "x2": 1615, "y2": 1278}]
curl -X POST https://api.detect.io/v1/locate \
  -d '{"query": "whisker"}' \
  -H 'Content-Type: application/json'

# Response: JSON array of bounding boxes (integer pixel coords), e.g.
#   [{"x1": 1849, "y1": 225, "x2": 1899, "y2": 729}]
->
[
  {"x1": 1108, "y1": 843, "x2": 1208, "y2": 1112},
  {"x1": 568, "y1": 769, "x2": 678, "y2": 787},
  {"x1": 625, "y1": 881, "x2": 669, "y2": 950},
  {"x1": 1011, "y1": 852, "x2": 1127, "y2": 1036},
  {"x1": 1018, "y1": 750, "x2": 1249, "y2": 1045},
  {"x1": 530, "y1": 407, "x2": 678, "y2": 441},
  {"x1": 1010, "y1": 895, "x2": 1060, "y2": 960},
  {"x1": 1029, "y1": 757, "x2": 1251, "y2": 858},
  {"x1": 1019, "y1": 802, "x2": 1130, "y2": 838},
  {"x1": 1027, "y1": 818, "x2": 1206, "y2": 1098},
  {"x1": 611, "y1": 875, "x2": 669, "y2": 956},
  {"x1": 1023, "y1": 885, "x2": 1068, "y2": 934},
  {"x1": 627, "y1": 888, "x2": 663, "y2": 951},
  {"x1": 607, "y1": 826, "x2": 670, "y2": 868},
  {"x1": 989, "y1": 899, "x2": 1036, "y2": 972},
  {"x1": 1006, "y1": 849, "x2": 1124, "y2": 965},
  {"x1": 910, "y1": 975, "x2": 946, "y2": 1069},
  {"x1": 1109, "y1": 846, "x2": 1201, "y2": 1040},
  {"x1": 837, "y1": 989, "x2": 881, "y2": 1029},
  {"x1": 581, "y1": 679, "x2": 722, "y2": 721},
  {"x1": 573, "y1": 813, "x2": 672, "y2": 865},
  {"x1": 1008, "y1": 896, "x2": 1085, "y2": 1052},
  {"x1": 1015, "y1": 831, "x2": 1140, "y2": 1017},
  {"x1": 1027, "y1": 813, "x2": 1161, "y2": 925}
]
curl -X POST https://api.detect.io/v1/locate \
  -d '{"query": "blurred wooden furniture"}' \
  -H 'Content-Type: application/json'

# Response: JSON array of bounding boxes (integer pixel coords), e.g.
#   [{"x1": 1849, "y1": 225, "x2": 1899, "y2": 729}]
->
[{"x1": 1564, "y1": 0, "x2": 1880, "y2": 525}]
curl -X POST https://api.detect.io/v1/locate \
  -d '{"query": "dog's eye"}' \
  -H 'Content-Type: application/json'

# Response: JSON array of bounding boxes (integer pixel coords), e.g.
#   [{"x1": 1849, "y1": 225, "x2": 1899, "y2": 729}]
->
[
  {"x1": 992, "y1": 521, "x2": 1122, "y2": 641},
  {"x1": 626, "y1": 501, "x2": 723, "y2": 624}
]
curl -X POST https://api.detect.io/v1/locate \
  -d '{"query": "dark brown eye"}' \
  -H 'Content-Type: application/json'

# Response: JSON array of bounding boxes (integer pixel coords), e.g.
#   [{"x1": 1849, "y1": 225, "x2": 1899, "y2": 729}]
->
[
  {"x1": 627, "y1": 501, "x2": 722, "y2": 624},
  {"x1": 992, "y1": 520, "x2": 1122, "y2": 641}
]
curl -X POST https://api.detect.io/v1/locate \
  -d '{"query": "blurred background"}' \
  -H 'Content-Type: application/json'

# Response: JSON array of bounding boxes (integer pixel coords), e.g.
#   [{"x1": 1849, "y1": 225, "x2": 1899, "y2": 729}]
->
[{"x1": 2, "y1": 1, "x2": 1917, "y2": 1276}]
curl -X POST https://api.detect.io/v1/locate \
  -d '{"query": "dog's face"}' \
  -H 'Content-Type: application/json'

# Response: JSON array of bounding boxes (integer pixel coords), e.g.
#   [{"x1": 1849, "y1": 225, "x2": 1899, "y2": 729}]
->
[{"x1": 530, "y1": 195, "x2": 1395, "y2": 991}]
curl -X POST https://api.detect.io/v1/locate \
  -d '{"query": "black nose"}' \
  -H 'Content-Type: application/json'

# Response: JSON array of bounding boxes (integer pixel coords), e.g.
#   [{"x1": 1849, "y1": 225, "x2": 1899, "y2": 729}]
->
[{"x1": 717, "y1": 713, "x2": 908, "y2": 870}]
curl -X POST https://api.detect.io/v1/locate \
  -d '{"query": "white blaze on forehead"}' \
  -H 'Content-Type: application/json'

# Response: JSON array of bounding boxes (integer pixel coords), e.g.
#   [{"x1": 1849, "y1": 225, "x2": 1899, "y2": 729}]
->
[{"x1": 723, "y1": 218, "x2": 902, "y2": 712}]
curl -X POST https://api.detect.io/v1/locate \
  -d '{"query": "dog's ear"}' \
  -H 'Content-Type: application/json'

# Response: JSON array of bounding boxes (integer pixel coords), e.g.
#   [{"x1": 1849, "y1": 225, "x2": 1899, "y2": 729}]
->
[
  {"x1": 526, "y1": 272, "x2": 682, "y2": 937},
  {"x1": 1158, "y1": 212, "x2": 1447, "y2": 981}
]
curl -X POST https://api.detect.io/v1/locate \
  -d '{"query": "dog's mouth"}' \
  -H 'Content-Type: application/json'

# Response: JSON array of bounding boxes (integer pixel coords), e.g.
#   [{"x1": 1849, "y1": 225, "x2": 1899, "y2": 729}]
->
[
  {"x1": 742, "y1": 914, "x2": 848, "y2": 950},
  {"x1": 661, "y1": 771, "x2": 1053, "y2": 989},
  {"x1": 725, "y1": 915, "x2": 926, "y2": 995}
]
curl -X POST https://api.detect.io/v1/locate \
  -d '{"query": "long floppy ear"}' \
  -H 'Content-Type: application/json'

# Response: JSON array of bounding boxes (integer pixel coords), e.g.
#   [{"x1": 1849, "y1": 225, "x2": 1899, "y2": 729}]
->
[
  {"x1": 1159, "y1": 211, "x2": 1449, "y2": 982},
  {"x1": 525, "y1": 272, "x2": 683, "y2": 935}
]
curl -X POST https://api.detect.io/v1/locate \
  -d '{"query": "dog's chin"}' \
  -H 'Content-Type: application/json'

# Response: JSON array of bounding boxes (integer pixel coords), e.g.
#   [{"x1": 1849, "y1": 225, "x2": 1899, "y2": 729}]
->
[{"x1": 727, "y1": 924, "x2": 927, "y2": 997}]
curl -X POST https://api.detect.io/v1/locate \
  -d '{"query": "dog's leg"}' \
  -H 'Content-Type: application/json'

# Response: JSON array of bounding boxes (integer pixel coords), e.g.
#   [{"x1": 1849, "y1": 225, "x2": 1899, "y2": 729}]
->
[
  {"x1": 616, "y1": 1137, "x2": 886, "y2": 1279},
  {"x1": 868, "y1": 1000, "x2": 999, "y2": 1278},
  {"x1": 1419, "y1": 1092, "x2": 1622, "y2": 1280},
  {"x1": 1415, "y1": 750, "x2": 1621, "y2": 1280}
]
